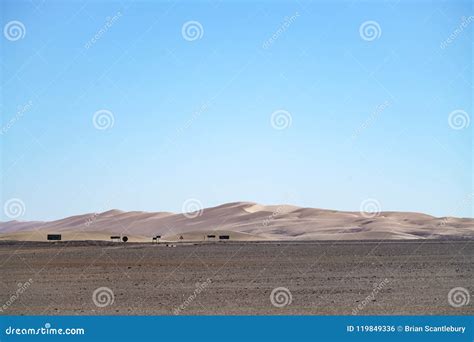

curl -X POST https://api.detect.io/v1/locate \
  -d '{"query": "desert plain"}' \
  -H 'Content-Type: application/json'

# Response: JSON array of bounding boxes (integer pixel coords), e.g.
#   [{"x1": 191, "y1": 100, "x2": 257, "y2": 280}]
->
[
  {"x1": 0, "y1": 240, "x2": 472, "y2": 315},
  {"x1": 1, "y1": 202, "x2": 473, "y2": 315}
]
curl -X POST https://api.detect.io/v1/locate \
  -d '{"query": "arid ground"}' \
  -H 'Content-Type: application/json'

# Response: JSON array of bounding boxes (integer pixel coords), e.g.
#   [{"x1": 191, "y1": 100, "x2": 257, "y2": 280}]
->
[{"x1": 0, "y1": 240, "x2": 472, "y2": 315}]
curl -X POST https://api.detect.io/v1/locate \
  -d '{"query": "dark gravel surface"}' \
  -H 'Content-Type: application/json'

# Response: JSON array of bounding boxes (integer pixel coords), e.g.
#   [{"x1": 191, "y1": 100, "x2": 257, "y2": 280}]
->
[{"x1": 0, "y1": 240, "x2": 472, "y2": 315}]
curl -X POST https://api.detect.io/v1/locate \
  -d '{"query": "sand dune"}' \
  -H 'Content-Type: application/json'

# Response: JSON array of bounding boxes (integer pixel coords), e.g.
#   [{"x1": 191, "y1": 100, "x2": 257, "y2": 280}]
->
[{"x1": 1, "y1": 202, "x2": 473, "y2": 242}]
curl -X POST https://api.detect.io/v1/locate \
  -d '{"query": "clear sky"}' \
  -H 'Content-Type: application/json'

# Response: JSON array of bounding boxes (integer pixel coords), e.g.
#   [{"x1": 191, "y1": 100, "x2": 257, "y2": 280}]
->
[{"x1": 1, "y1": 0, "x2": 472, "y2": 221}]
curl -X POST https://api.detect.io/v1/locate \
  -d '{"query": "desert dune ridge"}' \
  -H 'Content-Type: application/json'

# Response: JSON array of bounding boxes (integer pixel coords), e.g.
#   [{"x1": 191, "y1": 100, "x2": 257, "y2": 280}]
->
[{"x1": 1, "y1": 202, "x2": 473, "y2": 242}]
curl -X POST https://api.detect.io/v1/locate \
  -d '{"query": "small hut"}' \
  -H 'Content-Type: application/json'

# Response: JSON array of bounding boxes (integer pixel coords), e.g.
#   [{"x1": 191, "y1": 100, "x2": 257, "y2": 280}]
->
[{"x1": 47, "y1": 234, "x2": 62, "y2": 241}]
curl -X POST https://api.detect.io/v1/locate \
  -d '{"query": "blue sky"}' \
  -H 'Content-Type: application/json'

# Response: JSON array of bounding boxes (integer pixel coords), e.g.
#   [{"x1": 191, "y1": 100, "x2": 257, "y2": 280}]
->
[{"x1": 1, "y1": 0, "x2": 472, "y2": 221}]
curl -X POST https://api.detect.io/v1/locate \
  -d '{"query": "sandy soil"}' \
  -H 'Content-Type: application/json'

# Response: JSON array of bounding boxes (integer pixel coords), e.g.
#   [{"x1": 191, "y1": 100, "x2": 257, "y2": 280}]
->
[{"x1": 0, "y1": 240, "x2": 472, "y2": 315}]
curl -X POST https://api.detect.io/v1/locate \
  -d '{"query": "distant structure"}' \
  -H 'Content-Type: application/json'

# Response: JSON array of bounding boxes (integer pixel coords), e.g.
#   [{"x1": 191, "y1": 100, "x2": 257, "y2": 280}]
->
[
  {"x1": 47, "y1": 234, "x2": 61, "y2": 241},
  {"x1": 152, "y1": 235, "x2": 161, "y2": 243},
  {"x1": 179, "y1": 235, "x2": 184, "y2": 240},
  {"x1": 205, "y1": 234, "x2": 229, "y2": 241},
  {"x1": 110, "y1": 235, "x2": 128, "y2": 242}
]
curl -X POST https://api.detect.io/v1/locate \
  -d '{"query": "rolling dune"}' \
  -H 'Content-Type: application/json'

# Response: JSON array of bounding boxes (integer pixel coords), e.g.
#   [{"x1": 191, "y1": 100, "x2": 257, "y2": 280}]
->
[{"x1": 1, "y1": 202, "x2": 473, "y2": 241}]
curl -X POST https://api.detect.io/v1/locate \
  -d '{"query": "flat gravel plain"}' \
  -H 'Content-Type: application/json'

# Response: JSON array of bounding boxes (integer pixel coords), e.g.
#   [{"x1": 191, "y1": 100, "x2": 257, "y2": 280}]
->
[{"x1": 0, "y1": 240, "x2": 472, "y2": 315}]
